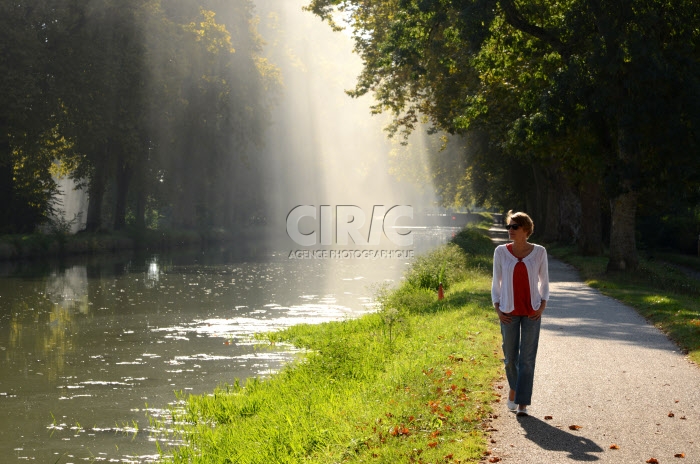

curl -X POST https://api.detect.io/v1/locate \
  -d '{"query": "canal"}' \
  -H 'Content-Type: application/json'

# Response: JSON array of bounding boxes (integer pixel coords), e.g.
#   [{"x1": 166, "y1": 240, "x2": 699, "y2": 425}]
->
[{"x1": 0, "y1": 228, "x2": 454, "y2": 463}]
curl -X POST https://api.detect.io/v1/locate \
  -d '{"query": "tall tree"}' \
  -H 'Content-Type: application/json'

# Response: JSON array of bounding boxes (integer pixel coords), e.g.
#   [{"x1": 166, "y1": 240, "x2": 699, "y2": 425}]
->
[
  {"x1": 0, "y1": 2, "x2": 62, "y2": 232},
  {"x1": 305, "y1": 0, "x2": 700, "y2": 270}
]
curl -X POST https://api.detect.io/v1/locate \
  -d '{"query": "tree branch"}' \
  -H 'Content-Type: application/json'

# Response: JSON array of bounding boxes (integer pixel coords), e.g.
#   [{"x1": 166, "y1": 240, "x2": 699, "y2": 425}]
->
[{"x1": 498, "y1": 0, "x2": 568, "y2": 57}]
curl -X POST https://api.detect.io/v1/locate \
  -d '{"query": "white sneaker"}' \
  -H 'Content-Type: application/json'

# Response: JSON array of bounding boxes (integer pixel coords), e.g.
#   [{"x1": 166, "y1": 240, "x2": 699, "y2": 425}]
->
[
  {"x1": 506, "y1": 399, "x2": 517, "y2": 411},
  {"x1": 516, "y1": 406, "x2": 529, "y2": 416}
]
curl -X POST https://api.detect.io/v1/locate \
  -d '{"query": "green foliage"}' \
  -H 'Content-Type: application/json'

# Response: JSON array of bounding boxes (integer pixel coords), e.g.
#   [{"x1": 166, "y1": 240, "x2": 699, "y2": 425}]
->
[
  {"x1": 404, "y1": 243, "x2": 468, "y2": 291},
  {"x1": 377, "y1": 225, "x2": 495, "y2": 319},
  {"x1": 0, "y1": 0, "x2": 280, "y2": 234},
  {"x1": 305, "y1": 0, "x2": 700, "y2": 270}
]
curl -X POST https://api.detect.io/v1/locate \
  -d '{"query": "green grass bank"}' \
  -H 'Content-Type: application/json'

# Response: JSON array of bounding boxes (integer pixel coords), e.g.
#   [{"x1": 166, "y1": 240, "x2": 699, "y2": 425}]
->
[
  {"x1": 158, "y1": 225, "x2": 504, "y2": 463},
  {"x1": 548, "y1": 245, "x2": 700, "y2": 365}
]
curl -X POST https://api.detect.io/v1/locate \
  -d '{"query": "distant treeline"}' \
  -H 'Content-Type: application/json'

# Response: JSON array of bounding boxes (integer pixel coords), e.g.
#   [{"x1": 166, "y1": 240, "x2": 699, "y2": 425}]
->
[
  {"x1": 0, "y1": 0, "x2": 278, "y2": 235},
  {"x1": 308, "y1": 0, "x2": 700, "y2": 267}
]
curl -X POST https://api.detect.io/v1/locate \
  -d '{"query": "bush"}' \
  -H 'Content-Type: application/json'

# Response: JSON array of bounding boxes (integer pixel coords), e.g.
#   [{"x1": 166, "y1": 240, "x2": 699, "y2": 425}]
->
[
  {"x1": 404, "y1": 243, "x2": 468, "y2": 291},
  {"x1": 451, "y1": 228, "x2": 496, "y2": 256}
]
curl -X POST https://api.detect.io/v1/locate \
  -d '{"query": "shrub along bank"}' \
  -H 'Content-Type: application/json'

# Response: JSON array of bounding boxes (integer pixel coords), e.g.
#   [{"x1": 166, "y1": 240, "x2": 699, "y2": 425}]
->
[
  {"x1": 0, "y1": 227, "x2": 250, "y2": 261},
  {"x1": 159, "y1": 226, "x2": 503, "y2": 463}
]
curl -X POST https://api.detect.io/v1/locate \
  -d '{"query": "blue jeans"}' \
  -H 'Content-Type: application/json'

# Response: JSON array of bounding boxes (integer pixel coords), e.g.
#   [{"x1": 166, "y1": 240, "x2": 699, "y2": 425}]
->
[{"x1": 500, "y1": 316, "x2": 541, "y2": 405}]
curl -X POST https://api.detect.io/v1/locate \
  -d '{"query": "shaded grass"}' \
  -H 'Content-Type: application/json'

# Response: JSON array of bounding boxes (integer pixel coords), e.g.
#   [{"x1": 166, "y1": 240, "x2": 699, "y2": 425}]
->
[
  {"x1": 548, "y1": 245, "x2": 700, "y2": 365},
  {"x1": 159, "y1": 227, "x2": 502, "y2": 463},
  {"x1": 651, "y1": 250, "x2": 700, "y2": 274}
]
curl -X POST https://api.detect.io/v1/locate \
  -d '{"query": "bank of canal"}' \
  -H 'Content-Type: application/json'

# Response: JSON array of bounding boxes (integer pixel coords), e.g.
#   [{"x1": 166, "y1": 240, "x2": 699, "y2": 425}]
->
[{"x1": 0, "y1": 229, "x2": 453, "y2": 462}]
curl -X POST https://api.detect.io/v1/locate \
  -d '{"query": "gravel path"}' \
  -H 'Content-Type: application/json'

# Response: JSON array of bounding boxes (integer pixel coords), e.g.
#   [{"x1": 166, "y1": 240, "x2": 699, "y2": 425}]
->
[{"x1": 485, "y1": 230, "x2": 700, "y2": 464}]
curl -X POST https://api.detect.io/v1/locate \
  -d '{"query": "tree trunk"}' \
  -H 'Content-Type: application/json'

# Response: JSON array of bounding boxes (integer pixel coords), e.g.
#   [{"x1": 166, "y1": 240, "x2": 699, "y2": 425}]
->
[
  {"x1": 607, "y1": 111, "x2": 640, "y2": 271},
  {"x1": 113, "y1": 158, "x2": 131, "y2": 231},
  {"x1": 134, "y1": 185, "x2": 146, "y2": 230},
  {"x1": 557, "y1": 177, "x2": 581, "y2": 244},
  {"x1": 530, "y1": 165, "x2": 547, "y2": 230},
  {"x1": 537, "y1": 165, "x2": 560, "y2": 243},
  {"x1": 578, "y1": 178, "x2": 603, "y2": 255},
  {"x1": 607, "y1": 190, "x2": 638, "y2": 271},
  {"x1": 541, "y1": 184, "x2": 560, "y2": 242},
  {"x1": 85, "y1": 169, "x2": 106, "y2": 232},
  {"x1": 0, "y1": 126, "x2": 14, "y2": 233}
]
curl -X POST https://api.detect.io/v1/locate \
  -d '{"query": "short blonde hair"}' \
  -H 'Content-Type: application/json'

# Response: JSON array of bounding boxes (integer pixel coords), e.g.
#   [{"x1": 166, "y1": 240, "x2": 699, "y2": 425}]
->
[{"x1": 506, "y1": 210, "x2": 534, "y2": 237}]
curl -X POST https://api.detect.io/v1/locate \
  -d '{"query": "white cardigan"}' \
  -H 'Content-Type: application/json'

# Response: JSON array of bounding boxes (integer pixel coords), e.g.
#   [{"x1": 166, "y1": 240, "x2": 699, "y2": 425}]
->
[{"x1": 491, "y1": 243, "x2": 550, "y2": 314}]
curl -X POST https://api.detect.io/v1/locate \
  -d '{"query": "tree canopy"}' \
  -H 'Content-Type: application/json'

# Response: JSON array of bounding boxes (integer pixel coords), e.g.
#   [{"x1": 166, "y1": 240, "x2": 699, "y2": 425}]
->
[
  {"x1": 0, "y1": 0, "x2": 279, "y2": 234},
  {"x1": 305, "y1": 0, "x2": 700, "y2": 268}
]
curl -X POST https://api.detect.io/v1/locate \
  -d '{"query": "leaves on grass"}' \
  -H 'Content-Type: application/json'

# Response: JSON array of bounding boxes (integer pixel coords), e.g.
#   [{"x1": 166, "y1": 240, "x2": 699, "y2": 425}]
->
[
  {"x1": 389, "y1": 424, "x2": 410, "y2": 436},
  {"x1": 569, "y1": 425, "x2": 582, "y2": 430},
  {"x1": 610, "y1": 444, "x2": 620, "y2": 449}
]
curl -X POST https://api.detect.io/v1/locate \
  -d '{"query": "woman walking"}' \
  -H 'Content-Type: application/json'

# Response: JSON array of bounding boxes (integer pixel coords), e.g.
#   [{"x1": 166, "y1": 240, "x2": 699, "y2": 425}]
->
[{"x1": 491, "y1": 211, "x2": 550, "y2": 416}]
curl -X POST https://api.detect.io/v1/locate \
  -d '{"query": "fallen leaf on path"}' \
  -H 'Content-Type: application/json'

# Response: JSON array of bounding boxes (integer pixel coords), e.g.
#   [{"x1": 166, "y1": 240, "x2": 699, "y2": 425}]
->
[
  {"x1": 488, "y1": 458, "x2": 501, "y2": 463},
  {"x1": 675, "y1": 453, "x2": 685, "y2": 458},
  {"x1": 680, "y1": 416, "x2": 687, "y2": 420},
  {"x1": 610, "y1": 444, "x2": 620, "y2": 449},
  {"x1": 668, "y1": 412, "x2": 675, "y2": 417},
  {"x1": 647, "y1": 458, "x2": 659, "y2": 463},
  {"x1": 544, "y1": 415, "x2": 553, "y2": 420},
  {"x1": 569, "y1": 425, "x2": 582, "y2": 430}
]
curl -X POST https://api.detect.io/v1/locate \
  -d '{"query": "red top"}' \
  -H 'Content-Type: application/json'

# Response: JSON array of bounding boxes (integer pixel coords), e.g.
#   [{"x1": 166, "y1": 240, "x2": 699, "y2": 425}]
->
[{"x1": 507, "y1": 243, "x2": 534, "y2": 316}]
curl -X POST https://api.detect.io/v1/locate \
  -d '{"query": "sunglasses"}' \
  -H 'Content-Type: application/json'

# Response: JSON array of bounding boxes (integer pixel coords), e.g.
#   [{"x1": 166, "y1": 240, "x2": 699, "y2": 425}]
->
[{"x1": 505, "y1": 224, "x2": 520, "y2": 230}]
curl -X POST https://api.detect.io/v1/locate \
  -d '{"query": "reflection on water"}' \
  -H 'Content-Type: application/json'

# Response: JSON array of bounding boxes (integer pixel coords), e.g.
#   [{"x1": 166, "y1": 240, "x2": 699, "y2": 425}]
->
[{"x1": 0, "y1": 228, "x2": 455, "y2": 462}]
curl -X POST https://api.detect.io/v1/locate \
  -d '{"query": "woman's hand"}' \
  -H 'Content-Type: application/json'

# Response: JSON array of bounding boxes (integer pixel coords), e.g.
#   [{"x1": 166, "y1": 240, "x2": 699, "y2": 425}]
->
[
  {"x1": 495, "y1": 306, "x2": 512, "y2": 324},
  {"x1": 528, "y1": 301, "x2": 547, "y2": 320}
]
